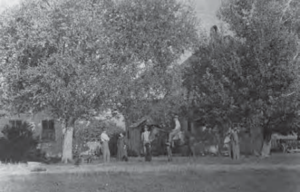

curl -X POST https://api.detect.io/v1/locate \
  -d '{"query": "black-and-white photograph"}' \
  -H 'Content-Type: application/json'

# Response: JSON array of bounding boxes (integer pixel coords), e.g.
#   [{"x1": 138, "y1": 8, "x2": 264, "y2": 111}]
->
[{"x1": 0, "y1": 0, "x2": 299, "y2": 191}]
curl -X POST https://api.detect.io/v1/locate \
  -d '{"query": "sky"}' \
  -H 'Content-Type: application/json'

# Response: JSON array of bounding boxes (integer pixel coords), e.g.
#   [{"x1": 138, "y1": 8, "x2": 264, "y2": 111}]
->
[
  {"x1": 192, "y1": 0, "x2": 222, "y2": 29},
  {"x1": 0, "y1": 0, "x2": 21, "y2": 11}
]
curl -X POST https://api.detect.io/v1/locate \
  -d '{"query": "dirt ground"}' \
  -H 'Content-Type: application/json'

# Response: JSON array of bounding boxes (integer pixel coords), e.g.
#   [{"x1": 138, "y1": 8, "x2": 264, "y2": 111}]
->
[{"x1": 1, "y1": 153, "x2": 300, "y2": 192}]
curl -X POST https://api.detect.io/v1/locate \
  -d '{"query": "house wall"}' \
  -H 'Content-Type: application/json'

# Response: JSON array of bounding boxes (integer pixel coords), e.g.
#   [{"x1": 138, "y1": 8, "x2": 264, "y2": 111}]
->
[
  {"x1": 183, "y1": 119, "x2": 201, "y2": 134},
  {"x1": 0, "y1": 111, "x2": 63, "y2": 157},
  {"x1": 180, "y1": 118, "x2": 188, "y2": 132},
  {"x1": 128, "y1": 128, "x2": 142, "y2": 156}
]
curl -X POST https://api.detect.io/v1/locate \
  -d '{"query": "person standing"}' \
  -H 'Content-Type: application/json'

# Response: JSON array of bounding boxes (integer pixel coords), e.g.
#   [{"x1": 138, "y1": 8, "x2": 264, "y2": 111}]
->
[
  {"x1": 231, "y1": 127, "x2": 240, "y2": 160},
  {"x1": 168, "y1": 115, "x2": 181, "y2": 148},
  {"x1": 141, "y1": 125, "x2": 150, "y2": 155},
  {"x1": 117, "y1": 133, "x2": 128, "y2": 161},
  {"x1": 228, "y1": 128, "x2": 234, "y2": 159},
  {"x1": 100, "y1": 130, "x2": 110, "y2": 163}
]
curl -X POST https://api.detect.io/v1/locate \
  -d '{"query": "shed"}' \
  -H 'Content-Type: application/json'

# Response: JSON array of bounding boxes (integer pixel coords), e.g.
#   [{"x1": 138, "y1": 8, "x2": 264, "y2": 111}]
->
[{"x1": 127, "y1": 116, "x2": 156, "y2": 156}]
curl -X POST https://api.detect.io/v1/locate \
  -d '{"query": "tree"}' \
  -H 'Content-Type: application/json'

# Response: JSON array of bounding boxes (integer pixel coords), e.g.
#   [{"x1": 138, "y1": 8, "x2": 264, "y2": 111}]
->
[
  {"x1": 219, "y1": 0, "x2": 300, "y2": 156},
  {"x1": 184, "y1": 0, "x2": 300, "y2": 156},
  {"x1": 1, "y1": 0, "x2": 122, "y2": 163},
  {"x1": 119, "y1": 63, "x2": 189, "y2": 129},
  {"x1": 0, "y1": 0, "x2": 199, "y2": 162},
  {"x1": 101, "y1": 0, "x2": 200, "y2": 127}
]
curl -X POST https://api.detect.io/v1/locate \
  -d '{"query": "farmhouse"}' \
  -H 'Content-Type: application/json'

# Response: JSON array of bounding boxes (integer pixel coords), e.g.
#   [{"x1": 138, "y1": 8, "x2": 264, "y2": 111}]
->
[
  {"x1": 0, "y1": 110, "x2": 63, "y2": 157},
  {"x1": 0, "y1": 109, "x2": 126, "y2": 158}
]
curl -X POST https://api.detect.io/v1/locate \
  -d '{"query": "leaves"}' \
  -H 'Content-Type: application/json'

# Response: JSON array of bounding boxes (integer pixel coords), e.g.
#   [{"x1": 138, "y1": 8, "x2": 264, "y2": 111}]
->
[
  {"x1": 184, "y1": 0, "x2": 300, "y2": 134},
  {"x1": 0, "y1": 0, "x2": 199, "y2": 128}
]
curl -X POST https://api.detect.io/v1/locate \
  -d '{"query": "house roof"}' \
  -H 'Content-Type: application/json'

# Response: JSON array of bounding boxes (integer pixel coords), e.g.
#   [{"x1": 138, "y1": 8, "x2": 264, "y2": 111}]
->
[
  {"x1": 129, "y1": 116, "x2": 157, "y2": 129},
  {"x1": 272, "y1": 132, "x2": 298, "y2": 140}
]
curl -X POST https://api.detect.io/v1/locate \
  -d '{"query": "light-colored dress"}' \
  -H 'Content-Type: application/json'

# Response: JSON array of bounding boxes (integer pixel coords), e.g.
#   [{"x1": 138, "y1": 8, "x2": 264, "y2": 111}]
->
[{"x1": 100, "y1": 132, "x2": 110, "y2": 163}]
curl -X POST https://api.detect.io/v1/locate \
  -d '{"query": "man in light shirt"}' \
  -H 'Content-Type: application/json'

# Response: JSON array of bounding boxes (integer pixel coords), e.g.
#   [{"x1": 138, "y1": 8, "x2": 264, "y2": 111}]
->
[
  {"x1": 231, "y1": 126, "x2": 240, "y2": 160},
  {"x1": 141, "y1": 125, "x2": 150, "y2": 155},
  {"x1": 168, "y1": 115, "x2": 181, "y2": 147},
  {"x1": 100, "y1": 130, "x2": 110, "y2": 163}
]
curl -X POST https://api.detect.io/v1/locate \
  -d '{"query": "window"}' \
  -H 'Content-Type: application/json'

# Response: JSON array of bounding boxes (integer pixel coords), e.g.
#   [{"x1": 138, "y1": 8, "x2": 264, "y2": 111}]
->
[
  {"x1": 9, "y1": 120, "x2": 22, "y2": 128},
  {"x1": 41, "y1": 120, "x2": 55, "y2": 142}
]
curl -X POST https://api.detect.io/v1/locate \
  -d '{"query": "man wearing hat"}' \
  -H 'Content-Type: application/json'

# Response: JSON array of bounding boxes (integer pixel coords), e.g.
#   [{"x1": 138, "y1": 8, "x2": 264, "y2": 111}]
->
[
  {"x1": 141, "y1": 125, "x2": 151, "y2": 156},
  {"x1": 100, "y1": 129, "x2": 110, "y2": 163},
  {"x1": 167, "y1": 114, "x2": 181, "y2": 148}
]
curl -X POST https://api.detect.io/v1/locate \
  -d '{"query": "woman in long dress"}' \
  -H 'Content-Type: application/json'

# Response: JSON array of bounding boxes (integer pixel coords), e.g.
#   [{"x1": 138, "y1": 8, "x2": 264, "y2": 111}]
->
[{"x1": 117, "y1": 133, "x2": 128, "y2": 161}]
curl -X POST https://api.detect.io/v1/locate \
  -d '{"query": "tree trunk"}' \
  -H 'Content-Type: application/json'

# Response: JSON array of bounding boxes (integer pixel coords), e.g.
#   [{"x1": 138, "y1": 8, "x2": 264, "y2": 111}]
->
[
  {"x1": 261, "y1": 139, "x2": 271, "y2": 158},
  {"x1": 62, "y1": 126, "x2": 74, "y2": 163},
  {"x1": 261, "y1": 129, "x2": 272, "y2": 158},
  {"x1": 61, "y1": 118, "x2": 76, "y2": 164}
]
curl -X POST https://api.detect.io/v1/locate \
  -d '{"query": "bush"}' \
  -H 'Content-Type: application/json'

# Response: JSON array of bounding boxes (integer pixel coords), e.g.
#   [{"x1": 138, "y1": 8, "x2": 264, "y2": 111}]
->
[
  {"x1": 180, "y1": 145, "x2": 192, "y2": 156},
  {"x1": 127, "y1": 149, "x2": 138, "y2": 157},
  {"x1": 0, "y1": 121, "x2": 40, "y2": 163},
  {"x1": 27, "y1": 148, "x2": 48, "y2": 163}
]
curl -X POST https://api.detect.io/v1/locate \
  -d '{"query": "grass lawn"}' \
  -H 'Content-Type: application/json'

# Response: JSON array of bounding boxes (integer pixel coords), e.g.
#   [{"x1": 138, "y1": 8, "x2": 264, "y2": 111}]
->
[
  {"x1": 1, "y1": 169, "x2": 300, "y2": 192},
  {"x1": 1, "y1": 154, "x2": 300, "y2": 192}
]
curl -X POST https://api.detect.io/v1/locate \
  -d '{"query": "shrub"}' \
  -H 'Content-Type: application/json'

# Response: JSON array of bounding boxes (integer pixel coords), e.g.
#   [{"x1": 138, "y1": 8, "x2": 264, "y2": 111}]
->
[
  {"x1": 180, "y1": 145, "x2": 192, "y2": 156},
  {"x1": 127, "y1": 149, "x2": 138, "y2": 157},
  {"x1": 0, "y1": 121, "x2": 40, "y2": 163},
  {"x1": 27, "y1": 148, "x2": 48, "y2": 163}
]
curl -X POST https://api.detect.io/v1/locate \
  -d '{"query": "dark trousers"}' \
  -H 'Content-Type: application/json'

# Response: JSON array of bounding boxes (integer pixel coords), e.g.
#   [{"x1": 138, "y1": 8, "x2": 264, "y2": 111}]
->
[{"x1": 145, "y1": 143, "x2": 152, "y2": 161}]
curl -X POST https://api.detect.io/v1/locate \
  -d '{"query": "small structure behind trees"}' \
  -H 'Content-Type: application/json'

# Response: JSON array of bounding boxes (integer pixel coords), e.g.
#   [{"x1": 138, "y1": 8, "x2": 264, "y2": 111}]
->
[{"x1": 127, "y1": 116, "x2": 156, "y2": 156}]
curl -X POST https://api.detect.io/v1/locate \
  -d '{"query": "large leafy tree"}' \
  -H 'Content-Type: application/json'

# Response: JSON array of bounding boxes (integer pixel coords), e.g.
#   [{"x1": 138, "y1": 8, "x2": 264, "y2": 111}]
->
[
  {"x1": 0, "y1": 0, "x2": 199, "y2": 162},
  {"x1": 218, "y1": 0, "x2": 300, "y2": 156},
  {"x1": 1, "y1": 0, "x2": 118, "y2": 163},
  {"x1": 101, "y1": 0, "x2": 199, "y2": 126},
  {"x1": 184, "y1": 0, "x2": 300, "y2": 155}
]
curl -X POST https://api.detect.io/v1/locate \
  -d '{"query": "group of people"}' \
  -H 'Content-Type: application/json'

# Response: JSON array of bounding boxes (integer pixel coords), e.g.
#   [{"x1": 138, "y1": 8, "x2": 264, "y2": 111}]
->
[
  {"x1": 140, "y1": 115, "x2": 182, "y2": 161},
  {"x1": 99, "y1": 129, "x2": 128, "y2": 163},
  {"x1": 99, "y1": 115, "x2": 240, "y2": 163},
  {"x1": 99, "y1": 122, "x2": 156, "y2": 164}
]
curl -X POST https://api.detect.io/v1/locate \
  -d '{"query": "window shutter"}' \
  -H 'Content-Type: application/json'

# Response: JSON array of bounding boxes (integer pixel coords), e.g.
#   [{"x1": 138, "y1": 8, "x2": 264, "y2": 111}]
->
[
  {"x1": 42, "y1": 120, "x2": 47, "y2": 130},
  {"x1": 49, "y1": 120, "x2": 55, "y2": 130}
]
